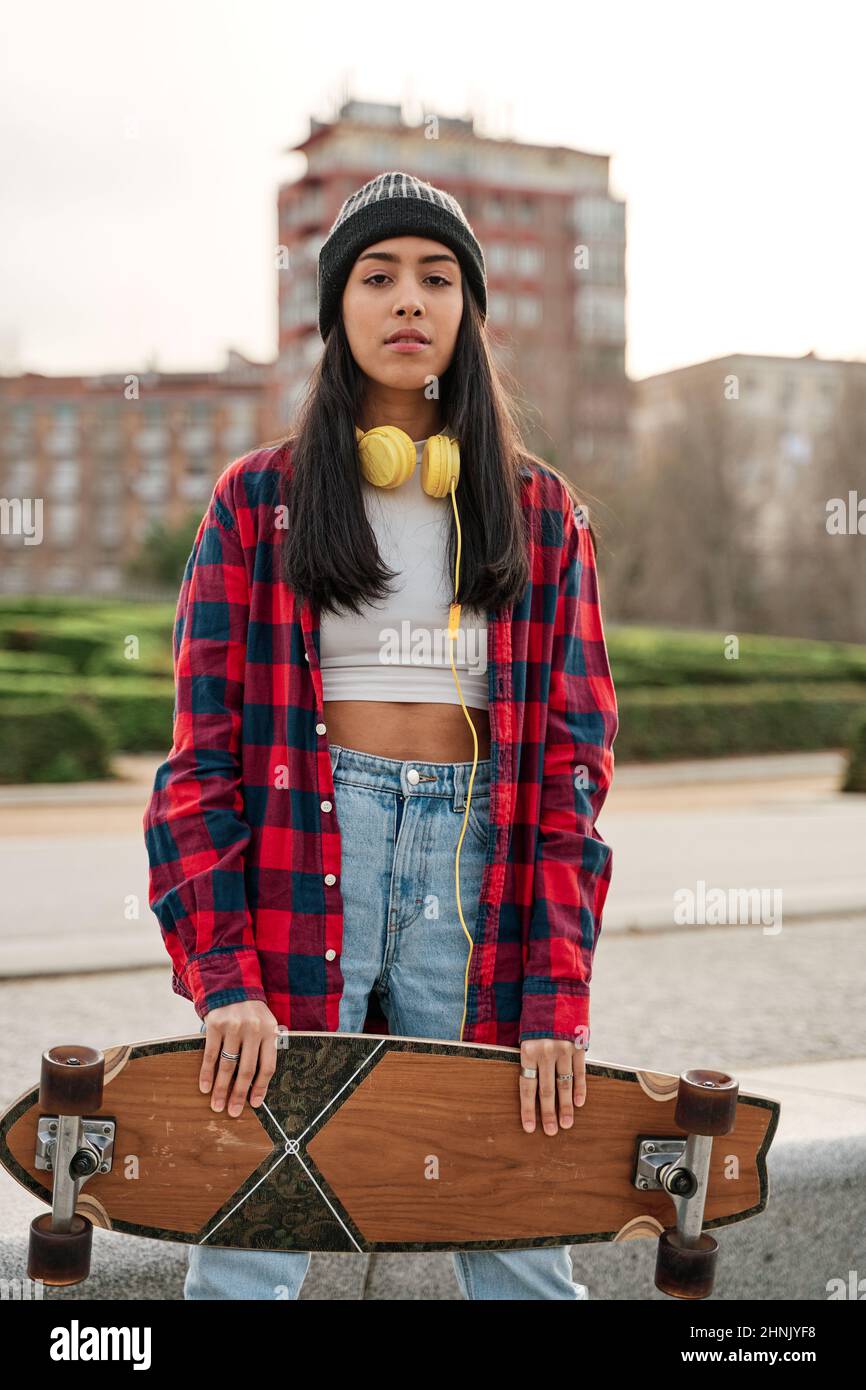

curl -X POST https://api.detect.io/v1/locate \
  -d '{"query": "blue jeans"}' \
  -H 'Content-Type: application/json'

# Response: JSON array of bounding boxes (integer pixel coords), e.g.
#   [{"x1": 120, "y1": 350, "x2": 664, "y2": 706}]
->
[{"x1": 185, "y1": 742, "x2": 587, "y2": 1301}]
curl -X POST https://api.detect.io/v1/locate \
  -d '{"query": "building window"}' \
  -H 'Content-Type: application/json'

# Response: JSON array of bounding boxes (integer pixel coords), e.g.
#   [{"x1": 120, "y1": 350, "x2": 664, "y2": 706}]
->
[
  {"x1": 515, "y1": 295, "x2": 541, "y2": 326},
  {"x1": 50, "y1": 503, "x2": 80, "y2": 544},
  {"x1": 574, "y1": 286, "x2": 625, "y2": 344},
  {"x1": 52, "y1": 460, "x2": 80, "y2": 498},
  {"x1": 4, "y1": 460, "x2": 36, "y2": 493},
  {"x1": 571, "y1": 195, "x2": 625, "y2": 241},
  {"x1": 515, "y1": 244, "x2": 543, "y2": 276},
  {"x1": 48, "y1": 564, "x2": 78, "y2": 591}
]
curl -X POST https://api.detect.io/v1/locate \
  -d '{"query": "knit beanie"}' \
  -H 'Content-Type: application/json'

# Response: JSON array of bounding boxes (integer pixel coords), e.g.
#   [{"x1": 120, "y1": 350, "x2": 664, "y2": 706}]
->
[{"x1": 317, "y1": 170, "x2": 487, "y2": 340}]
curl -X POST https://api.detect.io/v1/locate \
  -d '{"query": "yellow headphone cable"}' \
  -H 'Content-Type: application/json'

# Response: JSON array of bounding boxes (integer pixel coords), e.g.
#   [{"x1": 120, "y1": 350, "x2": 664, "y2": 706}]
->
[{"x1": 355, "y1": 425, "x2": 479, "y2": 1042}]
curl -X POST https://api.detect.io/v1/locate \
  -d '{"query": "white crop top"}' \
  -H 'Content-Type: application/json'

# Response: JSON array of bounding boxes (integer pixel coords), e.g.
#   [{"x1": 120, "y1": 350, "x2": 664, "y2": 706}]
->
[{"x1": 319, "y1": 439, "x2": 489, "y2": 709}]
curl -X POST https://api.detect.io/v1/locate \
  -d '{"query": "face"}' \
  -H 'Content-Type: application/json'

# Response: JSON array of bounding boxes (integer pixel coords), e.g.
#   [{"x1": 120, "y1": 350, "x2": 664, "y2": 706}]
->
[{"x1": 341, "y1": 236, "x2": 464, "y2": 390}]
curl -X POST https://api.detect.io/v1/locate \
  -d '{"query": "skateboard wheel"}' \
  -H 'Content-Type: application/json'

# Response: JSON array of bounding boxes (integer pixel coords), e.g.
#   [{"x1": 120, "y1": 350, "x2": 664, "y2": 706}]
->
[
  {"x1": 27, "y1": 1212, "x2": 93, "y2": 1286},
  {"x1": 674, "y1": 1069, "x2": 739, "y2": 1135},
  {"x1": 39, "y1": 1046, "x2": 104, "y2": 1115},
  {"x1": 654, "y1": 1227, "x2": 718, "y2": 1299}
]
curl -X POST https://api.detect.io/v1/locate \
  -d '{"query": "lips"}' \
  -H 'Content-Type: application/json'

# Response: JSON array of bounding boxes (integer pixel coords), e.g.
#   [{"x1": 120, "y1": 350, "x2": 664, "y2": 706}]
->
[{"x1": 385, "y1": 331, "x2": 430, "y2": 344}]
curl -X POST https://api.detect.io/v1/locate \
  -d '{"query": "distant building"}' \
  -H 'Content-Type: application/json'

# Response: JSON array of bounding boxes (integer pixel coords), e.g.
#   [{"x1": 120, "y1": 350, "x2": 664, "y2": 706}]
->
[
  {"x1": 633, "y1": 349, "x2": 866, "y2": 557},
  {"x1": 0, "y1": 350, "x2": 273, "y2": 595}
]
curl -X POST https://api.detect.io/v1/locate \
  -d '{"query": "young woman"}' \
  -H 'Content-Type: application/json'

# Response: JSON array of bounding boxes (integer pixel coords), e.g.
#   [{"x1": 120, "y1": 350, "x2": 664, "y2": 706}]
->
[{"x1": 143, "y1": 171, "x2": 619, "y2": 1300}]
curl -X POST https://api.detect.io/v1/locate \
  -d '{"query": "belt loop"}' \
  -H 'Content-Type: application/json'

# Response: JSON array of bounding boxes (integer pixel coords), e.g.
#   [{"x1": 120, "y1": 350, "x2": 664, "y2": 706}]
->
[{"x1": 453, "y1": 763, "x2": 464, "y2": 813}]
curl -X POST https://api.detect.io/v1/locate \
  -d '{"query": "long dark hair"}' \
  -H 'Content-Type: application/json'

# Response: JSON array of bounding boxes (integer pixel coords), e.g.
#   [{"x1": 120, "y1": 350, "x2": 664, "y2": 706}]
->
[{"x1": 267, "y1": 293, "x2": 592, "y2": 619}]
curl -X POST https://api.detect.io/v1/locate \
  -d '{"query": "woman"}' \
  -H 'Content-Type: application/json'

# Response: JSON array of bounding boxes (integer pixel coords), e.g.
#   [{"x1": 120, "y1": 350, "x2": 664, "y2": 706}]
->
[{"x1": 143, "y1": 170, "x2": 619, "y2": 1300}]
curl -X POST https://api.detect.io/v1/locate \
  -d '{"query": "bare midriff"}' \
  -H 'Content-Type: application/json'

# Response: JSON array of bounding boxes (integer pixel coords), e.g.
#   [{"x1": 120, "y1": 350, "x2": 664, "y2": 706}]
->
[{"x1": 322, "y1": 700, "x2": 491, "y2": 764}]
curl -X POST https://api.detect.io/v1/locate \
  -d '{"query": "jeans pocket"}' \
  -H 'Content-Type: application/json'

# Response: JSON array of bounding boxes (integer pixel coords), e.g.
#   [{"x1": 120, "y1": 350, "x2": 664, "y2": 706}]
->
[{"x1": 456, "y1": 793, "x2": 490, "y2": 851}]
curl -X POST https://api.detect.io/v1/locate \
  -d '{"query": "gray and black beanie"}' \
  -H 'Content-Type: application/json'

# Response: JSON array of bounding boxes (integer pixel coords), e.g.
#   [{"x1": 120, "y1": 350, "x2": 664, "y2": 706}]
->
[{"x1": 317, "y1": 170, "x2": 487, "y2": 340}]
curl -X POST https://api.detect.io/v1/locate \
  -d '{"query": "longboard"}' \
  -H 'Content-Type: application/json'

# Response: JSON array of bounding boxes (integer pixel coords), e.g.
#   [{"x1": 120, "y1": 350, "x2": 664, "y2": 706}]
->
[{"x1": 0, "y1": 1032, "x2": 780, "y2": 1295}]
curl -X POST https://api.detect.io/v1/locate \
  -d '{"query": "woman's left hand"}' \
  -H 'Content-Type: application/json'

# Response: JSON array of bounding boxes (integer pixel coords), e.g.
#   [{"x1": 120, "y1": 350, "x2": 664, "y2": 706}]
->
[{"x1": 519, "y1": 1039, "x2": 586, "y2": 1134}]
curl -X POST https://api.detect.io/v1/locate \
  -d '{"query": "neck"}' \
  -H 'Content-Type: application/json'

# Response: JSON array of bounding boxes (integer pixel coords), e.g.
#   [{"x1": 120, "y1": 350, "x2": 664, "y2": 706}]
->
[{"x1": 357, "y1": 386, "x2": 442, "y2": 441}]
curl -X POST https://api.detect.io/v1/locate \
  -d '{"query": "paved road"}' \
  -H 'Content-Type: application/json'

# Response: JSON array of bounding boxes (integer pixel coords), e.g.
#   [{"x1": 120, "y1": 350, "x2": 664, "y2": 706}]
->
[{"x1": 1, "y1": 751, "x2": 864, "y2": 975}]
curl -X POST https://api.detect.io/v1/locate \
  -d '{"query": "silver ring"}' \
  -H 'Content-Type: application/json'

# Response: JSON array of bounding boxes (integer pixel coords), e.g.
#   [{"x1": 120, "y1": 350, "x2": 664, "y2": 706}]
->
[
  {"x1": 220, "y1": 1048, "x2": 241, "y2": 1061},
  {"x1": 556, "y1": 1072, "x2": 574, "y2": 1083},
  {"x1": 520, "y1": 1066, "x2": 538, "y2": 1080}
]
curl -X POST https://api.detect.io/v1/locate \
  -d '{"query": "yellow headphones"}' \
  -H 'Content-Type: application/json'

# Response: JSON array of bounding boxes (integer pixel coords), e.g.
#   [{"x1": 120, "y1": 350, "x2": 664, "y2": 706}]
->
[{"x1": 355, "y1": 423, "x2": 479, "y2": 1043}]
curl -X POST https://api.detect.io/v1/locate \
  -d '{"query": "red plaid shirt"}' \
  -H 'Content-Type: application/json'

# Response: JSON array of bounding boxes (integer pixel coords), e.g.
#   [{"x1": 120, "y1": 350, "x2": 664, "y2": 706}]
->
[{"x1": 143, "y1": 443, "x2": 618, "y2": 1047}]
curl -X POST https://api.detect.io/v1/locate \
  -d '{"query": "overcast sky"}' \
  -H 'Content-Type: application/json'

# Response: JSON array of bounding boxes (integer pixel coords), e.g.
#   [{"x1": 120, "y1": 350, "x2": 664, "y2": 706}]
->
[{"x1": 1, "y1": 0, "x2": 863, "y2": 382}]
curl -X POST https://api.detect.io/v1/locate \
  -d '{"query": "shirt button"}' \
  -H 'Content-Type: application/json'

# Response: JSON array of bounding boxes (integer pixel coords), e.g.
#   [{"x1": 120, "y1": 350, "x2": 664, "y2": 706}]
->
[
  {"x1": 321, "y1": 800, "x2": 332, "y2": 812},
  {"x1": 324, "y1": 873, "x2": 336, "y2": 885},
  {"x1": 316, "y1": 722, "x2": 326, "y2": 735},
  {"x1": 304, "y1": 652, "x2": 310, "y2": 661},
  {"x1": 325, "y1": 948, "x2": 337, "y2": 961},
  {"x1": 407, "y1": 768, "x2": 420, "y2": 785}
]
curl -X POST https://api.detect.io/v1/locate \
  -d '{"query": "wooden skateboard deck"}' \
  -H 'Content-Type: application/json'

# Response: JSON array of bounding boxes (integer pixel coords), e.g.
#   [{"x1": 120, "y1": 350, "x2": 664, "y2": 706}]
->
[{"x1": 0, "y1": 1032, "x2": 779, "y2": 1254}]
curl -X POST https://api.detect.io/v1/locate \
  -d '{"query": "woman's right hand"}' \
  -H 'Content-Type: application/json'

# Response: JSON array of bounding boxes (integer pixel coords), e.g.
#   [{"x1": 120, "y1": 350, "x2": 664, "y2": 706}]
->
[{"x1": 199, "y1": 1001, "x2": 279, "y2": 1118}]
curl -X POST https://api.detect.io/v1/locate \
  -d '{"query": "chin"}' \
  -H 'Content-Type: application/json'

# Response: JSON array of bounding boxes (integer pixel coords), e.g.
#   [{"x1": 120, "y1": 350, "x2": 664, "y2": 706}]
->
[{"x1": 381, "y1": 362, "x2": 434, "y2": 387}]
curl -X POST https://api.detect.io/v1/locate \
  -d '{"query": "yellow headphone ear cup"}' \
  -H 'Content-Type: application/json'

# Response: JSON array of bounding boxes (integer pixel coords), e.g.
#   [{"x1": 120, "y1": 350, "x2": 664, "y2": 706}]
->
[
  {"x1": 421, "y1": 435, "x2": 461, "y2": 498},
  {"x1": 355, "y1": 425, "x2": 417, "y2": 489}
]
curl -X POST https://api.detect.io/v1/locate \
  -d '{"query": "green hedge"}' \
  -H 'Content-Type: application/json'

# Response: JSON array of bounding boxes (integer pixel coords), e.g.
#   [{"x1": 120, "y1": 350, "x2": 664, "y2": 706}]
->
[
  {"x1": 3, "y1": 603, "x2": 866, "y2": 689},
  {"x1": 0, "y1": 623, "x2": 110, "y2": 674},
  {"x1": 607, "y1": 627, "x2": 866, "y2": 688},
  {"x1": 615, "y1": 682, "x2": 866, "y2": 761},
  {"x1": 0, "y1": 698, "x2": 114, "y2": 783},
  {"x1": 0, "y1": 614, "x2": 173, "y2": 677},
  {"x1": 0, "y1": 675, "x2": 174, "y2": 753},
  {"x1": 0, "y1": 651, "x2": 79, "y2": 676}
]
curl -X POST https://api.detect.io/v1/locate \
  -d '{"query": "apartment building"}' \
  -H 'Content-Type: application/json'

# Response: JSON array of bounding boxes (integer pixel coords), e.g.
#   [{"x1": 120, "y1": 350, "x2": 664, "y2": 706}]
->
[
  {"x1": 0, "y1": 350, "x2": 273, "y2": 594},
  {"x1": 633, "y1": 350, "x2": 865, "y2": 558}
]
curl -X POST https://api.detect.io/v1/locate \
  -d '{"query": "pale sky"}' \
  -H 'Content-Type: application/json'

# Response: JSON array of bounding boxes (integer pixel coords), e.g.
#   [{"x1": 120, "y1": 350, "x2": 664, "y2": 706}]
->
[{"x1": 1, "y1": 0, "x2": 863, "y2": 383}]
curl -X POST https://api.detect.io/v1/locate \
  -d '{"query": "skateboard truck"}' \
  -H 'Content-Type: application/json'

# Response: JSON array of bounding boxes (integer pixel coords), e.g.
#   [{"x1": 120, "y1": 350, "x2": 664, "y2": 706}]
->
[
  {"x1": 632, "y1": 1069, "x2": 740, "y2": 1300},
  {"x1": 27, "y1": 1045, "x2": 107, "y2": 1287}
]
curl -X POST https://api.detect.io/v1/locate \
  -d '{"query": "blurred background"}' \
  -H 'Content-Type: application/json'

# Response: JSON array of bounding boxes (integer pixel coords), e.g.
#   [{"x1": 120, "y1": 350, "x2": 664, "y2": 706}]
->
[{"x1": 0, "y1": 0, "x2": 864, "y2": 1301}]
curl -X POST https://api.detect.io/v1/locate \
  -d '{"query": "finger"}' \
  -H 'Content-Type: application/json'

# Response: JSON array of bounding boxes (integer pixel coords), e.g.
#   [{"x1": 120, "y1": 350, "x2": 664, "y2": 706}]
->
[
  {"x1": 226, "y1": 1031, "x2": 262, "y2": 1117},
  {"x1": 519, "y1": 1064, "x2": 539, "y2": 1132},
  {"x1": 556, "y1": 1054, "x2": 575, "y2": 1129},
  {"x1": 199, "y1": 1024, "x2": 220, "y2": 1094},
  {"x1": 249, "y1": 1025, "x2": 278, "y2": 1109},
  {"x1": 573, "y1": 1050, "x2": 588, "y2": 1108},
  {"x1": 538, "y1": 1046, "x2": 559, "y2": 1135},
  {"x1": 210, "y1": 1028, "x2": 243, "y2": 1112}
]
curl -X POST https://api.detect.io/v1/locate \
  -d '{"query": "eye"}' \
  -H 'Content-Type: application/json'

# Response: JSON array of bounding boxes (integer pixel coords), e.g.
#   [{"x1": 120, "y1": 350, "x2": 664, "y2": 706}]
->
[{"x1": 362, "y1": 273, "x2": 452, "y2": 287}]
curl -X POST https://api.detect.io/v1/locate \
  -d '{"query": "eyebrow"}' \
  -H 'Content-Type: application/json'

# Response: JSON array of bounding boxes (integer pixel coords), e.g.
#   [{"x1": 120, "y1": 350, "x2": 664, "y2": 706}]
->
[{"x1": 356, "y1": 250, "x2": 460, "y2": 268}]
